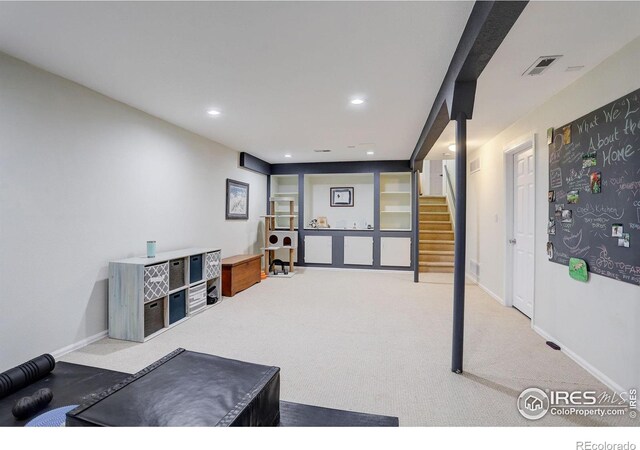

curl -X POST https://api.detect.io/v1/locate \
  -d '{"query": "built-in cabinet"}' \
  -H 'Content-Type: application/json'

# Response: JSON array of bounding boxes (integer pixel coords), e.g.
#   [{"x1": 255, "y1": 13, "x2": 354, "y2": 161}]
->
[
  {"x1": 344, "y1": 236, "x2": 373, "y2": 266},
  {"x1": 304, "y1": 235, "x2": 332, "y2": 264},
  {"x1": 270, "y1": 175, "x2": 299, "y2": 230},
  {"x1": 109, "y1": 247, "x2": 221, "y2": 342},
  {"x1": 380, "y1": 237, "x2": 411, "y2": 267},
  {"x1": 270, "y1": 162, "x2": 413, "y2": 270}
]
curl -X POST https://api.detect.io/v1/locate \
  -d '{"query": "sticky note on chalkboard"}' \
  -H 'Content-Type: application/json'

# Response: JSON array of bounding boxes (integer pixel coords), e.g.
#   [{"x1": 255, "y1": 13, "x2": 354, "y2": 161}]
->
[{"x1": 569, "y1": 258, "x2": 588, "y2": 282}]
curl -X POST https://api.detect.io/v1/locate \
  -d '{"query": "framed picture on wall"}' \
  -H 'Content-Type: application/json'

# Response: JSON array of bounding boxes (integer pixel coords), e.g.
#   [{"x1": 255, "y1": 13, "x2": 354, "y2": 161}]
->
[
  {"x1": 330, "y1": 187, "x2": 354, "y2": 207},
  {"x1": 226, "y1": 179, "x2": 249, "y2": 220}
]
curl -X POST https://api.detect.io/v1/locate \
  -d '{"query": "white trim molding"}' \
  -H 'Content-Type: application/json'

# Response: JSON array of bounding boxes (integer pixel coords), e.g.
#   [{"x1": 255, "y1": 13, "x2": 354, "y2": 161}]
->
[
  {"x1": 51, "y1": 330, "x2": 108, "y2": 360},
  {"x1": 533, "y1": 325, "x2": 625, "y2": 395},
  {"x1": 503, "y1": 133, "x2": 536, "y2": 323}
]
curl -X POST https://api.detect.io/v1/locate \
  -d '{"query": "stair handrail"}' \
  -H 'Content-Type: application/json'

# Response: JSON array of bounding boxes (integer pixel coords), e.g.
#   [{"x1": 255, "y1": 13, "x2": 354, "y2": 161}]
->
[{"x1": 443, "y1": 163, "x2": 456, "y2": 231}]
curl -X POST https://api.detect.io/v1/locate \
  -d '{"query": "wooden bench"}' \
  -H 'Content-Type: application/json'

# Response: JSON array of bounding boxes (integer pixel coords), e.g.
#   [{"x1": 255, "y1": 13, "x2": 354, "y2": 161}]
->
[{"x1": 222, "y1": 254, "x2": 262, "y2": 297}]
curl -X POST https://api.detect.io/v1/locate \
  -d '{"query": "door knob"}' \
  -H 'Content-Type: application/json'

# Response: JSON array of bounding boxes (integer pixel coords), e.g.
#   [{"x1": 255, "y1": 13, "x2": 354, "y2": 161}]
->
[{"x1": 508, "y1": 239, "x2": 517, "y2": 244}]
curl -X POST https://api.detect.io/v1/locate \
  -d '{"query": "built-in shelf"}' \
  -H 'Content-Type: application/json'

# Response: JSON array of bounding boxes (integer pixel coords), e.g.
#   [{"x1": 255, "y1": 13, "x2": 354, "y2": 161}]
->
[{"x1": 380, "y1": 172, "x2": 412, "y2": 231}]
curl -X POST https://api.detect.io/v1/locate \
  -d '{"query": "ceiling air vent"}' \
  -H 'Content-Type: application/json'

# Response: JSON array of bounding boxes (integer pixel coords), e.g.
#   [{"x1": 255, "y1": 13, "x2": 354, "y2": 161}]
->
[
  {"x1": 522, "y1": 55, "x2": 562, "y2": 76},
  {"x1": 313, "y1": 149, "x2": 331, "y2": 153}
]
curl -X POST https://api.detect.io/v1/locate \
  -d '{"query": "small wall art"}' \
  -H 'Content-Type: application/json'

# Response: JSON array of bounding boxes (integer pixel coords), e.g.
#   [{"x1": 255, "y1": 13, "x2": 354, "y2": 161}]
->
[
  {"x1": 546, "y1": 242, "x2": 554, "y2": 260},
  {"x1": 569, "y1": 257, "x2": 588, "y2": 282},
  {"x1": 226, "y1": 179, "x2": 249, "y2": 220},
  {"x1": 582, "y1": 152, "x2": 597, "y2": 168},
  {"x1": 330, "y1": 187, "x2": 354, "y2": 207},
  {"x1": 611, "y1": 224, "x2": 623, "y2": 238},
  {"x1": 618, "y1": 233, "x2": 630, "y2": 248},
  {"x1": 554, "y1": 204, "x2": 563, "y2": 218},
  {"x1": 547, "y1": 218, "x2": 556, "y2": 235},
  {"x1": 589, "y1": 172, "x2": 601, "y2": 194},
  {"x1": 548, "y1": 190, "x2": 555, "y2": 202},
  {"x1": 562, "y1": 125, "x2": 572, "y2": 144}
]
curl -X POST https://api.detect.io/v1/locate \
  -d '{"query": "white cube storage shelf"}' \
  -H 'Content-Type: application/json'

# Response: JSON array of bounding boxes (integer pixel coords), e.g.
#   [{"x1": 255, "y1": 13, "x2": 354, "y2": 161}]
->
[{"x1": 109, "y1": 247, "x2": 222, "y2": 342}]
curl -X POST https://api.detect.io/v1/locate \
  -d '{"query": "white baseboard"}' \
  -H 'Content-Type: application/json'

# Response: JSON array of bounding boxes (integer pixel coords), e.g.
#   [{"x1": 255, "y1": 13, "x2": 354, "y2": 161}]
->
[
  {"x1": 301, "y1": 266, "x2": 410, "y2": 274},
  {"x1": 51, "y1": 330, "x2": 108, "y2": 360},
  {"x1": 468, "y1": 276, "x2": 506, "y2": 306},
  {"x1": 532, "y1": 325, "x2": 625, "y2": 395}
]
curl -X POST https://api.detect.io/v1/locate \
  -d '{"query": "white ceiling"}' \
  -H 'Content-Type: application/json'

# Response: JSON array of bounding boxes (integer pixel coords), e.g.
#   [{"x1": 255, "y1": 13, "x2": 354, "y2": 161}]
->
[
  {"x1": 0, "y1": 1, "x2": 474, "y2": 164},
  {"x1": 428, "y1": 1, "x2": 640, "y2": 161}
]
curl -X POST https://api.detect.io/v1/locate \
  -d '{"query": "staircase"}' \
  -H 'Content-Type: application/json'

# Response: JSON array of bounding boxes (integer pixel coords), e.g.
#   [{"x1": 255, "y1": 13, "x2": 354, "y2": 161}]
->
[{"x1": 419, "y1": 196, "x2": 454, "y2": 273}]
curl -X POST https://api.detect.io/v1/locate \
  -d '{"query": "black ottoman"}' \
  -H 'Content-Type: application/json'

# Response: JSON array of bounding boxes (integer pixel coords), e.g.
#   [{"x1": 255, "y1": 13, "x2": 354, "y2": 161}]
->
[{"x1": 65, "y1": 348, "x2": 280, "y2": 426}]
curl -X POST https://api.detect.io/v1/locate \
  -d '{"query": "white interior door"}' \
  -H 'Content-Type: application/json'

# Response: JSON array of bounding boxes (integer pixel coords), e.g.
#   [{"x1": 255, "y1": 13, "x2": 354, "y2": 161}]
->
[
  {"x1": 429, "y1": 160, "x2": 443, "y2": 195},
  {"x1": 511, "y1": 147, "x2": 535, "y2": 318}
]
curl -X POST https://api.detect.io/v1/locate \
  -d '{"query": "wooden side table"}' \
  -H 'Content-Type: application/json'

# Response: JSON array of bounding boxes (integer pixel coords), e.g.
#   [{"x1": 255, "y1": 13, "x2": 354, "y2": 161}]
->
[{"x1": 221, "y1": 254, "x2": 262, "y2": 297}]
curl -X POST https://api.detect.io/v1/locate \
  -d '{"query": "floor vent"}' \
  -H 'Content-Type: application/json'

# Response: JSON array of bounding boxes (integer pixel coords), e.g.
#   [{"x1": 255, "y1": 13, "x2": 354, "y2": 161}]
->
[
  {"x1": 523, "y1": 55, "x2": 562, "y2": 76},
  {"x1": 469, "y1": 259, "x2": 480, "y2": 277},
  {"x1": 470, "y1": 158, "x2": 481, "y2": 173}
]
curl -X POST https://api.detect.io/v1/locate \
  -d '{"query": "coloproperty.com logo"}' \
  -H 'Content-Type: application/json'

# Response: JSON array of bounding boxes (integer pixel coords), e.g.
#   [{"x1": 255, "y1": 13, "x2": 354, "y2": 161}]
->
[{"x1": 517, "y1": 387, "x2": 637, "y2": 420}]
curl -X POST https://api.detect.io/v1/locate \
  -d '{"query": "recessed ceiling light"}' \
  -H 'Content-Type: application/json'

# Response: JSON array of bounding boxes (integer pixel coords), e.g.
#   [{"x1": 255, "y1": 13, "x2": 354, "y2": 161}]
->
[
  {"x1": 207, "y1": 109, "x2": 221, "y2": 116},
  {"x1": 284, "y1": 154, "x2": 292, "y2": 158},
  {"x1": 350, "y1": 98, "x2": 365, "y2": 105},
  {"x1": 448, "y1": 144, "x2": 456, "y2": 152},
  {"x1": 366, "y1": 151, "x2": 374, "y2": 155}
]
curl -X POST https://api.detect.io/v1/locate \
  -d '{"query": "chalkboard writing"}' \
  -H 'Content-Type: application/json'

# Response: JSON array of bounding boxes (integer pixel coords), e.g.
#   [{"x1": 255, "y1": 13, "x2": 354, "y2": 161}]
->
[{"x1": 548, "y1": 89, "x2": 640, "y2": 286}]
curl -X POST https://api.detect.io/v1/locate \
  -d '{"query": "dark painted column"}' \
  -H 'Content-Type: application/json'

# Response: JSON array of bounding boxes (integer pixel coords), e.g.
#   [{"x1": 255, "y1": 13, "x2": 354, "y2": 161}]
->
[
  {"x1": 451, "y1": 113, "x2": 467, "y2": 374},
  {"x1": 412, "y1": 170, "x2": 420, "y2": 282}
]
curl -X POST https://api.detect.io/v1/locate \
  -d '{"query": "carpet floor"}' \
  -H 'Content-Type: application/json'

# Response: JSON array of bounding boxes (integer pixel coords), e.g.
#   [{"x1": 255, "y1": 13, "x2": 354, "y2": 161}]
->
[{"x1": 61, "y1": 268, "x2": 635, "y2": 426}]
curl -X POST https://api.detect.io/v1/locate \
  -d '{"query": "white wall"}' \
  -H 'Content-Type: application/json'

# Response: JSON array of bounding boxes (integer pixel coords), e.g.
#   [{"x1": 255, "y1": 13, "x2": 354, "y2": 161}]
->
[
  {"x1": 467, "y1": 38, "x2": 640, "y2": 392},
  {"x1": 0, "y1": 53, "x2": 267, "y2": 369}
]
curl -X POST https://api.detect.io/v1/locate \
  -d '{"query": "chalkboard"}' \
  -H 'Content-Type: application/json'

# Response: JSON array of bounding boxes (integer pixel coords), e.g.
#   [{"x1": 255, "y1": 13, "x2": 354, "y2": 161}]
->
[{"x1": 547, "y1": 88, "x2": 640, "y2": 286}]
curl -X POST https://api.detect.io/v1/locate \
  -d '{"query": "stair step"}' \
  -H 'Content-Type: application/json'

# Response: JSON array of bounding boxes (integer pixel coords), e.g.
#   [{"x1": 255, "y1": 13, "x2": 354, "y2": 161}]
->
[
  {"x1": 419, "y1": 261, "x2": 455, "y2": 273},
  {"x1": 419, "y1": 265, "x2": 454, "y2": 273},
  {"x1": 420, "y1": 204, "x2": 449, "y2": 212},
  {"x1": 419, "y1": 242, "x2": 455, "y2": 252},
  {"x1": 419, "y1": 254, "x2": 454, "y2": 263},
  {"x1": 419, "y1": 196, "x2": 447, "y2": 204},
  {"x1": 419, "y1": 250, "x2": 454, "y2": 255},
  {"x1": 420, "y1": 221, "x2": 452, "y2": 231},
  {"x1": 419, "y1": 261, "x2": 454, "y2": 267}
]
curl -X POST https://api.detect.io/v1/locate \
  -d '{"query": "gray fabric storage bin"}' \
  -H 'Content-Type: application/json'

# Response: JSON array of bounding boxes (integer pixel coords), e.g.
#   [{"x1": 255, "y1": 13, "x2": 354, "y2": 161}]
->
[
  {"x1": 144, "y1": 299, "x2": 165, "y2": 337},
  {"x1": 169, "y1": 258, "x2": 186, "y2": 290}
]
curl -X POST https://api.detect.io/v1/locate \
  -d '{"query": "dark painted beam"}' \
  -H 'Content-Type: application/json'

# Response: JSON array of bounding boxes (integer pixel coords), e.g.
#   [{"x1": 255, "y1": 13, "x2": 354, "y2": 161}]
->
[
  {"x1": 409, "y1": 1, "x2": 527, "y2": 168},
  {"x1": 240, "y1": 152, "x2": 272, "y2": 175},
  {"x1": 271, "y1": 160, "x2": 410, "y2": 175}
]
